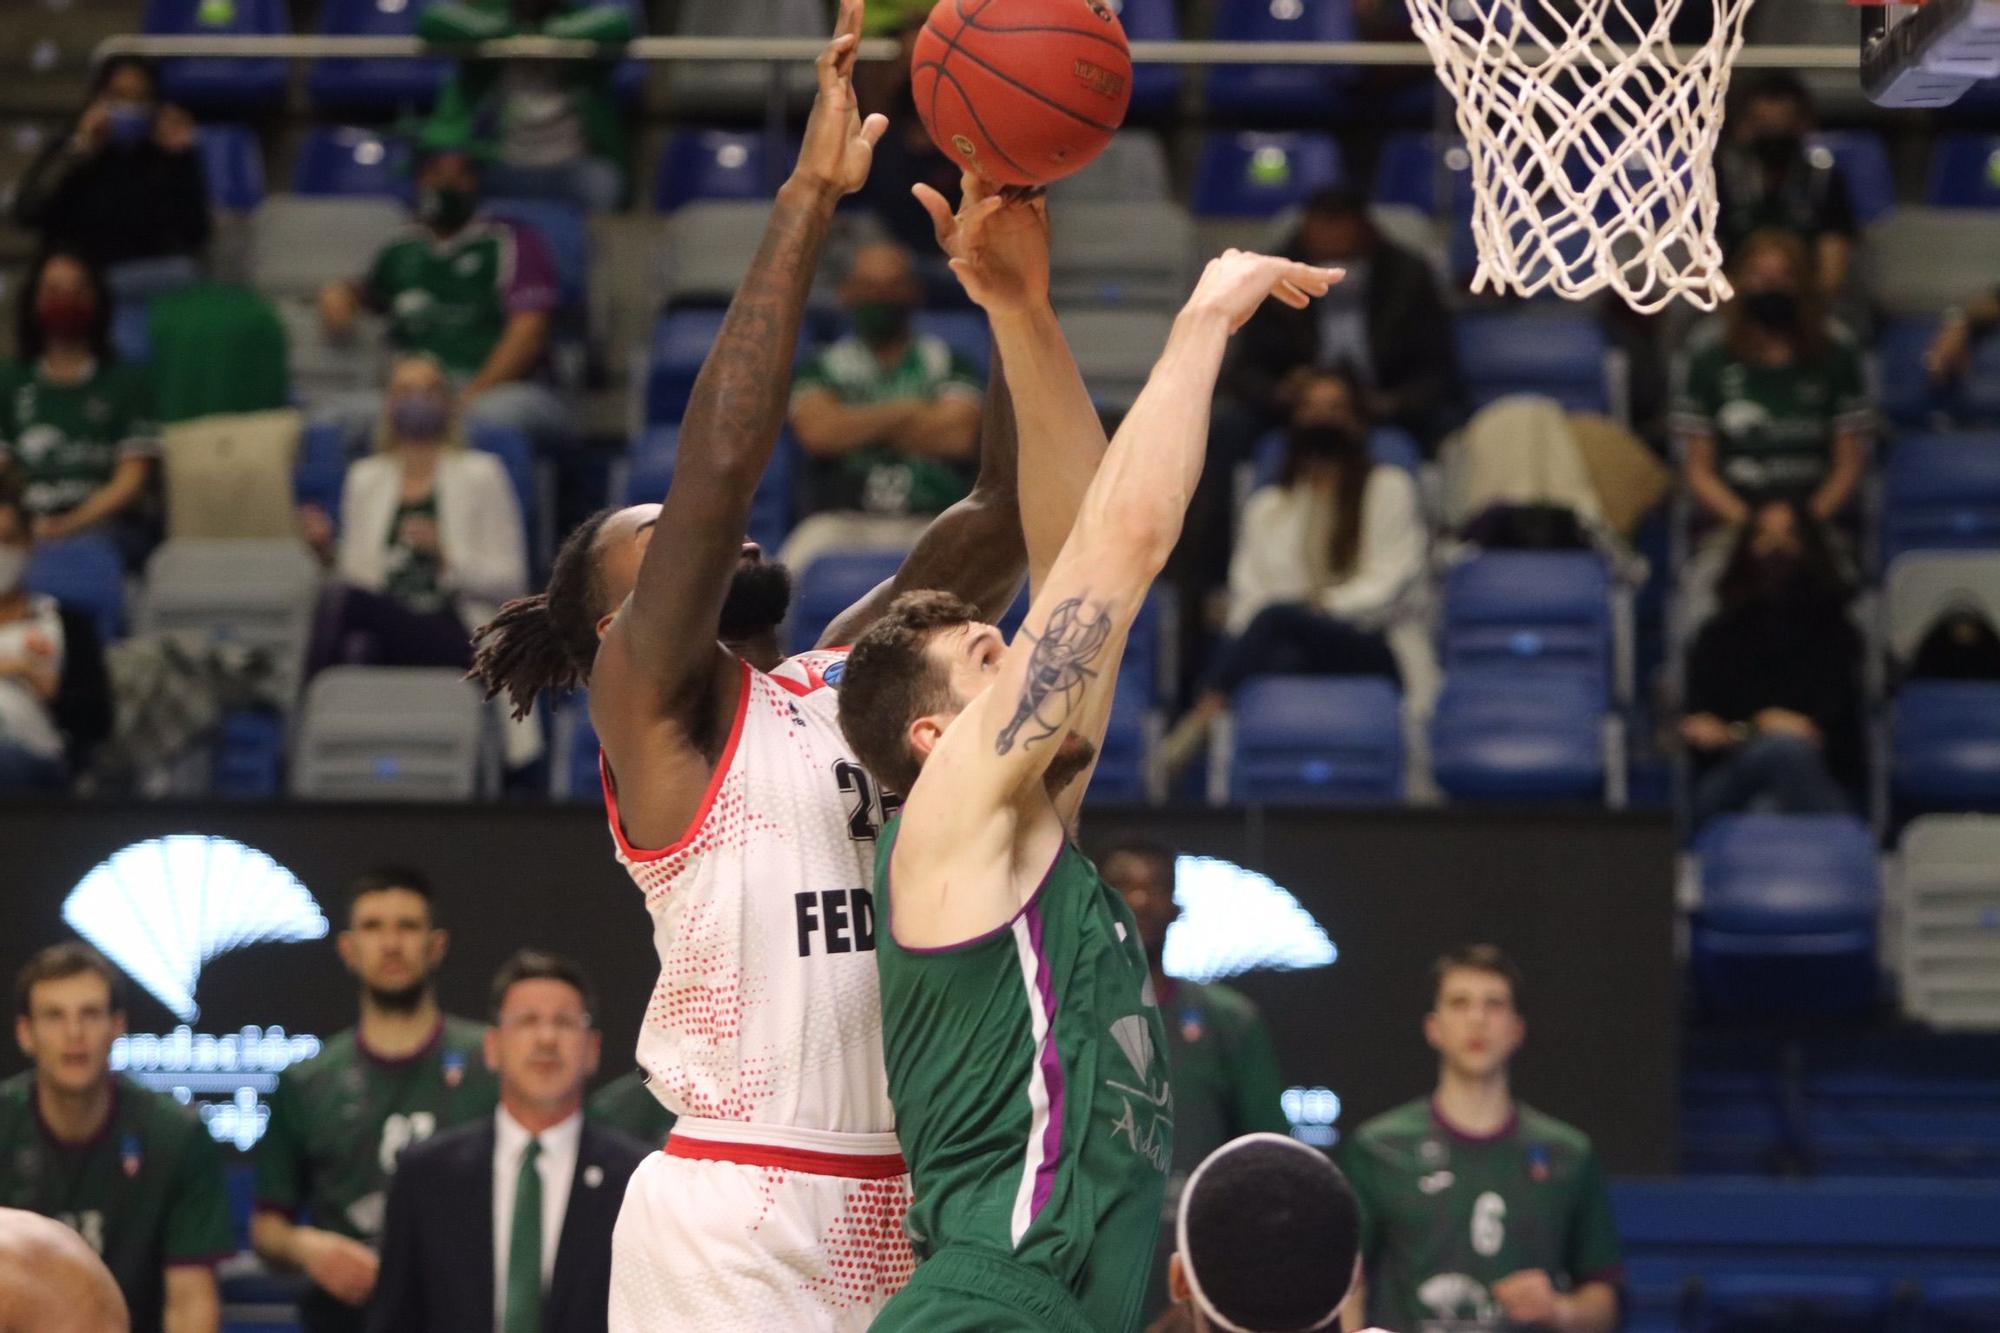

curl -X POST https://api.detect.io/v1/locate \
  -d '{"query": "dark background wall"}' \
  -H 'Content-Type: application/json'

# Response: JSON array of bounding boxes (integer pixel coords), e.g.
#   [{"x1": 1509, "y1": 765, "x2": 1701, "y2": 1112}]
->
[{"x1": 0, "y1": 802, "x2": 1680, "y2": 1173}]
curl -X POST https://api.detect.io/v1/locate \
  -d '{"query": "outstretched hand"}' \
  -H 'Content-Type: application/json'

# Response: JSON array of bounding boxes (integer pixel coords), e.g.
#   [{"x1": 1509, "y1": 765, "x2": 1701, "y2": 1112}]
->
[
  {"x1": 791, "y1": 0, "x2": 890, "y2": 199},
  {"x1": 1183, "y1": 249, "x2": 1344, "y2": 334},
  {"x1": 913, "y1": 172, "x2": 1052, "y2": 317}
]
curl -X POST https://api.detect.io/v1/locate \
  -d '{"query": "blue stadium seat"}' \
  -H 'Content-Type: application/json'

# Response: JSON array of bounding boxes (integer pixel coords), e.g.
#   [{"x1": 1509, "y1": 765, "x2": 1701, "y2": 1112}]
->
[
  {"x1": 1924, "y1": 1277, "x2": 2000, "y2": 1331},
  {"x1": 911, "y1": 310, "x2": 994, "y2": 379},
  {"x1": 1882, "y1": 433, "x2": 2000, "y2": 563},
  {"x1": 1455, "y1": 311, "x2": 1613, "y2": 413},
  {"x1": 1088, "y1": 678, "x2": 1152, "y2": 804},
  {"x1": 1441, "y1": 551, "x2": 1614, "y2": 691},
  {"x1": 646, "y1": 309, "x2": 813, "y2": 426},
  {"x1": 1250, "y1": 427, "x2": 1423, "y2": 490},
  {"x1": 1374, "y1": 132, "x2": 1473, "y2": 216},
  {"x1": 1228, "y1": 676, "x2": 1404, "y2": 805},
  {"x1": 1926, "y1": 134, "x2": 2000, "y2": 208},
  {"x1": 294, "y1": 421, "x2": 349, "y2": 523},
  {"x1": 656, "y1": 129, "x2": 776, "y2": 211},
  {"x1": 1701, "y1": 1273, "x2": 1897, "y2": 1331},
  {"x1": 621, "y1": 426, "x2": 678, "y2": 505},
  {"x1": 1811, "y1": 131, "x2": 1895, "y2": 226},
  {"x1": 552, "y1": 693, "x2": 603, "y2": 802},
  {"x1": 1876, "y1": 317, "x2": 2000, "y2": 429},
  {"x1": 25, "y1": 534, "x2": 125, "y2": 643},
  {"x1": 197, "y1": 124, "x2": 264, "y2": 212},
  {"x1": 1690, "y1": 814, "x2": 1879, "y2": 1019},
  {"x1": 1893, "y1": 680, "x2": 2000, "y2": 812},
  {"x1": 468, "y1": 424, "x2": 538, "y2": 557},
  {"x1": 211, "y1": 709, "x2": 285, "y2": 797},
  {"x1": 788, "y1": 550, "x2": 907, "y2": 655},
  {"x1": 1191, "y1": 132, "x2": 1344, "y2": 217},
  {"x1": 111, "y1": 301, "x2": 153, "y2": 366},
  {"x1": 146, "y1": 0, "x2": 289, "y2": 113},
  {"x1": 292, "y1": 127, "x2": 413, "y2": 199},
  {"x1": 622, "y1": 426, "x2": 794, "y2": 553},
  {"x1": 1205, "y1": 0, "x2": 1354, "y2": 122},
  {"x1": 1108, "y1": 0, "x2": 1180, "y2": 117},
  {"x1": 1430, "y1": 671, "x2": 1607, "y2": 803},
  {"x1": 307, "y1": 0, "x2": 452, "y2": 114},
  {"x1": 484, "y1": 198, "x2": 588, "y2": 310}
]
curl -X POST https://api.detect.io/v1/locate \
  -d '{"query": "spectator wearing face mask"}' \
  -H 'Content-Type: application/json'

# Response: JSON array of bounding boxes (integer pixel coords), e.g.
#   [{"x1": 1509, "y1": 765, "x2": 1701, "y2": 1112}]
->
[
  {"x1": 0, "y1": 250, "x2": 158, "y2": 554},
  {"x1": 12, "y1": 56, "x2": 210, "y2": 275},
  {"x1": 0, "y1": 473, "x2": 112, "y2": 792},
  {"x1": 304, "y1": 354, "x2": 528, "y2": 677},
  {"x1": 1715, "y1": 74, "x2": 1854, "y2": 295},
  {"x1": 1157, "y1": 368, "x2": 1427, "y2": 781},
  {"x1": 1680, "y1": 498, "x2": 1864, "y2": 825},
  {"x1": 1674, "y1": 230, "x2": 1870, "y2": 531},
  {"x1": 783, "y1": 241, "x2": 984, "y2": 572}
]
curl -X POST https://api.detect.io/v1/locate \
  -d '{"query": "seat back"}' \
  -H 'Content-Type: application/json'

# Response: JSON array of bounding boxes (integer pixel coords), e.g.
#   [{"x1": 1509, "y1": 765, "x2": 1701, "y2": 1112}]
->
[
  {"x1": 1456, "y1": 311, "x2": 1612, "y2": 413},
  {"x1": 139, "y1": 539, "x2": 322, "y2": 705},
  {"x1": 1205, "y1": 0, "x2": 1354, "y2": 119},
  {"x1": 662, "y1": 202, "x2": 776, "y2": 306},
  {"x1": 1228, "y1": 675, "x2": 1404, "y2": 805},
  {"x1": 656, "y1": 129, "x2": 777, "y2": 210},
  {"x1": 1883, "y1": 433, "x2": 2000, "y2": 562},
  {"x1": 290, "y1": 666, "x2": 493, "y2": 801},
  {"x1": 1055, "y1": 308, "x2": 1178, "y2": 413},
  {"x1": 198, "y1": 125, "x2": 265, "y2": 213},
  {"x1": 292, "y1": 127, "x2": 411, "y2": 199},
  {"x1": 146, "y1": 0, "x2": 289, "y2": 111},
  {"x1": 1049, "y1": 203, "x2": 1194, "y2": 310},
  {"x1": 1695, "y1": 814, "x2": 1879, "y2": 934},
  {"x1": 787, "y1": 550, "x2": 908, "y2": 655},
  {"x1": 1926, "y1": 134, "x2": 2000, "y2": 208},
  {"x1": 1885, "y1": 551, "x2": 2000, "y2": 669},
  {"x1": 1897, "y1": 816, "x2": 2000, "y2": 1029},
  {"x1": 1192, "y1": 132, "x2": 1344, "y2": 217},
  {"x1": 1810, "y1": 131, "x2": 1894, "y2": 225},
  {"x1": 1442, "y1": 551, "x2": 1612, "y2": 688},
  {"x1": 25, "y1": 534, "x2": 126, "y2": 644},
  {"x1": 306, "y1": 0, "x2": 451, "y2": 114},
  {"x1": 1050, "y1": 132, "x2": 1172, "y2": 205},
  {"x1": 250, "y1": 195, "x2": 411, "y2": 299},
  {"x1": 1430, "y1": 671, "x2": 1607, "y2": 803}
]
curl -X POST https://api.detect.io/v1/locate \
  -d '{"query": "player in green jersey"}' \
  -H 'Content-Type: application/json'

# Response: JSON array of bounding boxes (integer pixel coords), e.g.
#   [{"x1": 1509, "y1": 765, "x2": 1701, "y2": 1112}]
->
[
  {"x1": 584, "y1": 1068, "x2": 675, "y2": 1147},
  {"x1": 838, "y1": 205, "x2": 1343, "y2": 1332},
  {"x1": 1339, "y1": 946, "x2": 1623, "y2": 1333},
  {"x1": 251, "y1": 868, "x2": 496, "y2": 1333},
  {"x1": 3, "y1": 943, "x2": 230, "y2": 1333}
]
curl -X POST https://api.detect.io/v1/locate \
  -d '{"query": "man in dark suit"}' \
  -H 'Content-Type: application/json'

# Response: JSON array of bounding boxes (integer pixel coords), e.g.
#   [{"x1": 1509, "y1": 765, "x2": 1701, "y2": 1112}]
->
[{"x1": 368, "y1": 951, "x2": 649, "y2": 1333}]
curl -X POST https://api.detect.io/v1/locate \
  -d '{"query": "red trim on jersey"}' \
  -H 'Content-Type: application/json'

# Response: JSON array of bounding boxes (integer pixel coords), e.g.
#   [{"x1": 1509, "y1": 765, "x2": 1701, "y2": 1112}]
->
[
  {"x1": 770, "y1": 672, "x2": 816, "y2": 698},
  {"x1": 600, "y1": 658, "x2": 753, "y2": 864},
  {"x1": 665, "y1": 1134, "x2": 908, "y2": 1179}
]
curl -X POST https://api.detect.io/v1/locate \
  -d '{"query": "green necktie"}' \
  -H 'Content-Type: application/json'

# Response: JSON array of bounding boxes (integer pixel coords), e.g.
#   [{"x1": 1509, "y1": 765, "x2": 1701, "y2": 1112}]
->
[{"x1": 503, "y1": 1136, "x2": 543, "y2": 1333}]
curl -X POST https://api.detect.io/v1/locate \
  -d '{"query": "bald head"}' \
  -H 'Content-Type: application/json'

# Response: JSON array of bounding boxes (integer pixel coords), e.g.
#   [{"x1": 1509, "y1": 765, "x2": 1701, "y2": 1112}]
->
[{"x1": 0, "y1": 1209, "x2": 128, "y2": 1333}]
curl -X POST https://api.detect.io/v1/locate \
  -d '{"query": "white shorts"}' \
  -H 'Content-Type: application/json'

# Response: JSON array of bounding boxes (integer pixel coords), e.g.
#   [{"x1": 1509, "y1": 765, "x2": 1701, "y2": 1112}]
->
[{"x1": 608, "y1": 1121, "x2": 917, "y2": 1332}]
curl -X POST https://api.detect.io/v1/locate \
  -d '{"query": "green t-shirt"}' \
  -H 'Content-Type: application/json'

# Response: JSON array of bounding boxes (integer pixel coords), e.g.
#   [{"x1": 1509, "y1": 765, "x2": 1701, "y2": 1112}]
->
[
  {"x1": 0, "y1": 359, "x2": 158, "y2": 519},
  {"x1": 382, "y1": 494, "x2": 447, "y2": 614},
  {"x1": 586, "y1": 1068, "x2": 677, "y2": 1147},
  {"x1": 254, "y1": 1017, "x2": 496, "y2": 1333},
  {"x1": 0, "y1": 1073, "x2": 234, "y2": 1333},
  {"x1": 1340, "y1": 1098, "x2": 1624, "y2": 1333},
  {"x1": 792, "y1": 334, "x2": 982, "y2": 518},
  {"x1": 366, "y1": 219, "x2": 560, "y2": 377},
  {"x1": 1673, "y1": 327, "x2": 1870, "y2": 504}
]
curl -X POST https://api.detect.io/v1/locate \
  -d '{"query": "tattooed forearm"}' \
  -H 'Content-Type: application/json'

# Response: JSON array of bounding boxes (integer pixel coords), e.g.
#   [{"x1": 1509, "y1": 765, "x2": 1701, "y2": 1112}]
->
[{"x1": 996, "y1": 596, "x2": 1114, "y2": 755}]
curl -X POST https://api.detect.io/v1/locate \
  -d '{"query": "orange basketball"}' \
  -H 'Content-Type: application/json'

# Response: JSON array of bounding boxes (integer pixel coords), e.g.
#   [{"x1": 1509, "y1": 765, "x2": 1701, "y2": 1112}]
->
[{"x1": 911, "y1": 0, "x2": 1133, "y2": 189}]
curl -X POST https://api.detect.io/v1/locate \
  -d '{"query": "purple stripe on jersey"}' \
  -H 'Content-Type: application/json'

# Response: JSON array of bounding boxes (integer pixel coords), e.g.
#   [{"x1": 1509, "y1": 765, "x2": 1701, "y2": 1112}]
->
[{"x1": 1027, "y1": 900, "x2": 1065, "y2": 1221}]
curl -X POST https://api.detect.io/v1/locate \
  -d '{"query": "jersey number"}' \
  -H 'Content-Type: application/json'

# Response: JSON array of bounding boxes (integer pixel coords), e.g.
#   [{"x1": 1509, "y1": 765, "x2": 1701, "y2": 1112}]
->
[
  {"x1": 834, "y1": 760, "x2": 901, "y2": 842},
  {"x1": 1471, "y1": 1190, "x2": 1506, "y2": 1257}
]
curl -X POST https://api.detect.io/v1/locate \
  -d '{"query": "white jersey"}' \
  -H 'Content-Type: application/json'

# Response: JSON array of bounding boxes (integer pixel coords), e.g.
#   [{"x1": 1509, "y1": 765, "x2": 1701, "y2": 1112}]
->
[{"x1": 603, "y1": 649, "x2": 899, "y2": 1137}]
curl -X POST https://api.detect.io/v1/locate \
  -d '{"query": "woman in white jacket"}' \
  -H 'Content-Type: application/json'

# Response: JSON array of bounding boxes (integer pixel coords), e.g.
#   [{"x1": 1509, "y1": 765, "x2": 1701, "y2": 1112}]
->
[
  {"x1": 307, "y1": 354, "x2": 528, "y2": 673},
  {"x1": 1159, "y1": 369, "x2": 1427, "y2": 777}
]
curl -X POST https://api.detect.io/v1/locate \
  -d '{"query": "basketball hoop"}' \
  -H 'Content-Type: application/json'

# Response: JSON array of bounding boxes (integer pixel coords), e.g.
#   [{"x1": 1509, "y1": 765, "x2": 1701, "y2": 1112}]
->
[{"x1": 1405, "y1": 0, "x2": 1760, "y2": 311}]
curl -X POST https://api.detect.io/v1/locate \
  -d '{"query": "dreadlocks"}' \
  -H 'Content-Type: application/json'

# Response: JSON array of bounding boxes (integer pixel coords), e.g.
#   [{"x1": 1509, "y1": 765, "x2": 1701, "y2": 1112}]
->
[{"x1": 470, "y1": 507, "x2": 617, "y2": 720}]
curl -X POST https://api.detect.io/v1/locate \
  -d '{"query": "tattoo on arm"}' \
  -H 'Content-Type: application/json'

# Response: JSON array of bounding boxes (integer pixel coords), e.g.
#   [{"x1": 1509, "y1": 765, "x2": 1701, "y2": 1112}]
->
[{"x1": 995, "y1": 597, "x2": 1114, "y2": 755}]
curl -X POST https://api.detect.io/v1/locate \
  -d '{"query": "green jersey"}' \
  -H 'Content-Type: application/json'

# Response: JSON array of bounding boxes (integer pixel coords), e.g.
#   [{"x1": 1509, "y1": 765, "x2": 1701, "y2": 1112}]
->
[
  {"x1": 586, "y1": 1069, "x2": 676, "y2": 1146},
  {"x1": 0, "y1": 359, "x2": 158, "y2": 519},
  {"x1": 1673, "y1": 327, "x2": 1870, "y2": 504},
  {"x1": 875, "y1": 820, "x2": 1173, "y2": 1333},
  {"x1": 792, "y1": 334, "x2": 982, "y2": 517},
  {"x1": 255, "y1": 1017, "x2": 496, "y2": 1333},
  {"x1": 382, "y1": 494, "x2": 447, "y2": 613},
  {"x1": 1341, "y1": 1098, "x2": 1624, "y2": 1333},
  {"x1": 1158, "y1": 978, "x2": 1289, "y2": 1181},
  {"x1": 366, "y1": 219, "x2": 559, "y2": 376},
  {"x1": 0, "y1": 1073, "x2": 233, "y2": 1333}
]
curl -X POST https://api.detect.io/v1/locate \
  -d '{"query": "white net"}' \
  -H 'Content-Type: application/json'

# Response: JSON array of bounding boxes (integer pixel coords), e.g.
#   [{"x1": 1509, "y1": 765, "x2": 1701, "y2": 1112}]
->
[{"x1": 1405, "y1": 0, "x2": 1760, "y2": 311}]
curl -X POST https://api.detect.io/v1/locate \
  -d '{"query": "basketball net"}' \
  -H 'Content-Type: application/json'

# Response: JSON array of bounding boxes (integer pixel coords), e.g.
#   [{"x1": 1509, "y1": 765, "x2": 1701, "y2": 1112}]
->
[{"x1": 1406, "y1": 0, "x2": 1760, "y2": 311}]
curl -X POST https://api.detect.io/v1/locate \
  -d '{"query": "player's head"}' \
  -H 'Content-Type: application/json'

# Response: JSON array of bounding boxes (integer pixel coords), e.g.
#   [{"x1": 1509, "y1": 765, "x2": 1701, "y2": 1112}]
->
[
  {"x1": 0, "y1": 1208, "x2": 130, "y2": 1333},
  {"x1": 13, "y1": 943, "x2": 126, "y2": 1099},
  {"x1": 839, "y1": 242, "x2": 923, "y2": 346},
  {"x1": 837, "y1": 589, "x2": 1098, "y2": 800},
  {"x1": 1099, "y1": 841, "x2": 1179, "y2": 966},
  {"x1": 1296, "y1": 185, "x2": 1376, "y2": 266},
  {"x1": 339, "y1": 867, "x2": 447, "y2": 1013},
  {"x1": 1424, "y1": 944, "x2": 1525, "y2": 1082},
  {"x1": 413, "y1": 147, "x2": 481, "y2": 238},
  {"x1": 17, "y1": 248, "x2": 111, "y2": 365},
  {"x1": 484, "y1": 950, "x2": 600, "y2": 1121},
  {"x1": 471, "y1": 508, "x2": 794, "y2": 721},
  {"x1": 1169, "y1": 1133, "x2": 1361, "y2": 1332},
  {"x1": 1733, "y1": 71, "x2": 1815, "y2": 147}
]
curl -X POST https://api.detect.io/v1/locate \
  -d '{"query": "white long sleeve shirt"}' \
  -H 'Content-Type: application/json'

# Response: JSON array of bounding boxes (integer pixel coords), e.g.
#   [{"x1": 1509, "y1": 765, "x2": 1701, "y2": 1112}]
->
[{"x1": 1226, "y1": 465, "x2": 1426, "y2": 636}]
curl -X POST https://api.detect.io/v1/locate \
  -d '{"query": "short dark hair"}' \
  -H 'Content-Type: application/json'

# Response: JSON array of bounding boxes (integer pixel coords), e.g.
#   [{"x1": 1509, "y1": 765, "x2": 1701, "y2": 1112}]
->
[
  {"x1": 1099, "y1": 840, "x2": 1177, "y2": 884},
  {"x1": 488, "y1": 949, "x2": 596, "y2": 1024},
  {"x1": 1178, "y1": 1134, "x2": 1360, "y2": 1332},
  {"x1": 471, "y1": 507, "x2": 618, "y2": 722},
  {"x1": 1430, "y1": 944, "x2": 1523, "y2": 1010},
  {"x1": 1741, "y1": 70, "x2": 1813, "y2": 115},
  {"x1": 90, "y1": 54, "x2": 159, "y2": 100},
  {"x1": 15, "y1": 943, "x2": 126, "y2": 1019},
  {"x1": 348, "y1": 866, "x2": 436, "y2": 922},
  {"x1": 836, "y1": 590, "x2": 982, "y2": 798},
  {"x1": 1302, "y1": 183, "x2": 1370, "y2": 221},
  {"x1": 17, "y1": 248, "x2": 112, "y2": 366}
]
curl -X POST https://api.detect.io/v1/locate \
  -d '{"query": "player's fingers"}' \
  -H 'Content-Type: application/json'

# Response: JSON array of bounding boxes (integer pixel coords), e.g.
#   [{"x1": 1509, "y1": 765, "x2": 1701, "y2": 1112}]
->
[
  {"x1": 1272, "y1": 281, "x2": 1311, "y2": 309},
  {"x1": 912, "y1": 183, "x2": 956, "y2": 239},
  {"x1": 834, "y1": 0, "x2": 864, "y2": 44},
  {"x1": 817, "y1": 32, "x2": 857, "y2": 93},
  {"x1": 859, "y1": 112, "x2": 889, "y2": 148},
  {"x1": 967, "y1": 194, "x2": 1005, "y2": 232}
]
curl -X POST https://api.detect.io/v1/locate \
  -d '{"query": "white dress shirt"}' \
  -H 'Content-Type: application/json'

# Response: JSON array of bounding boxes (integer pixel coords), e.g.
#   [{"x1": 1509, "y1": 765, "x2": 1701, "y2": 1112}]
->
[{"x1": 492, "y1": 1106, "x2": 582, "y2": 1330}]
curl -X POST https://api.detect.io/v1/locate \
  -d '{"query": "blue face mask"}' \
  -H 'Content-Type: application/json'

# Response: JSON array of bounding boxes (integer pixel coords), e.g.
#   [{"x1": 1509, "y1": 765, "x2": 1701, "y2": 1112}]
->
[
  {"x1": 390, "y1": 392, "x2": 452, "y2": 443},
  {"x1": 107, "y1": 104, "x2": 154, "y2": 148}
]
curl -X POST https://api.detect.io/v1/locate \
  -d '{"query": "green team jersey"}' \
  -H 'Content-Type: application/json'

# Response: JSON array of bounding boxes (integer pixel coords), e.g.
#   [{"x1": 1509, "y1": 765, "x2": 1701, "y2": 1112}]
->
[
  {"x1": 255, "y1": 1017, "x2": 496, "y2": 1333},
  {"x1": 0, "y1": 1073, "x2": 234, "y2": 1333},
  {"x1": 875, "y1": 819, "x2": 1173, "y2": 1333},
  {"x1": 791, "y1": 334, "x2": 982, "y2": 517},
  {"x1": 366, "y1": 219, "x2": 559, "y2": 376},
  {"x1": 1672, "y1": 327, "x2": 1870, "y2": 504},
  {"x1": 0, "y1": 359, "x2": 158, "y2": 519},
  {"x1": 1340, "y1": 1098, "x2": 1625, "y2": 1333},
  {"x1": 1157, "y1": 978, "x2": 1289, "y2": 1181},
  {"x1": 586, "y1": 1068, "x2": 676, "y2": 1146}
]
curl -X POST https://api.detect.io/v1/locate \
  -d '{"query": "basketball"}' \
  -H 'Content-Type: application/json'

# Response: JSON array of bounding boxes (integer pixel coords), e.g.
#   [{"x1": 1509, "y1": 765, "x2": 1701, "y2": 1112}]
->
[{"x1": 911, "y1": 0, "x2": 1133, "y2": 189}]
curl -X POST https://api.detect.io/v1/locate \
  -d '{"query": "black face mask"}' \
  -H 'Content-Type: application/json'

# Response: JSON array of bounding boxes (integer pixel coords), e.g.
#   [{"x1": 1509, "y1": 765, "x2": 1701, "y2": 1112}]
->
[
  {"x1": 717, "y1": 560, "x2": 793, "y2": 640},
  {"x1": 1742, "y1": 290, "x2": 1799, "y2": 332},
  {"x1": 1749, "y1": 131, "x2": 1803, "y2": 171}
]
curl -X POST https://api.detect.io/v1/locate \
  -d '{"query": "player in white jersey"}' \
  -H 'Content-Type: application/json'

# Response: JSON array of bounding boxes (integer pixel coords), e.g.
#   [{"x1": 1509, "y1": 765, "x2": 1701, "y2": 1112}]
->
[{"x1": 467, "y1": 3, "x2": 1031, "y2": 1326}]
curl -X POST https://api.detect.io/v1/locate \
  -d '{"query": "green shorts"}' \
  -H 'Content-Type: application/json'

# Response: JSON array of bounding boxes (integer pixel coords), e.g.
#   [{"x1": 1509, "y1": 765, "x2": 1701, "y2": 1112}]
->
[{"x1": 872, "y1": 1246, "x2": 1099, "y2": 1333}]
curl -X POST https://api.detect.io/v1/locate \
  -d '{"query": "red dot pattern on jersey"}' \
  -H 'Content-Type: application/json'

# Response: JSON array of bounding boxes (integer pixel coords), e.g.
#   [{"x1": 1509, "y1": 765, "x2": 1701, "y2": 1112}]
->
[{"x1": 801, "y1": 1177, "x2": 919, "y2": 1307}]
